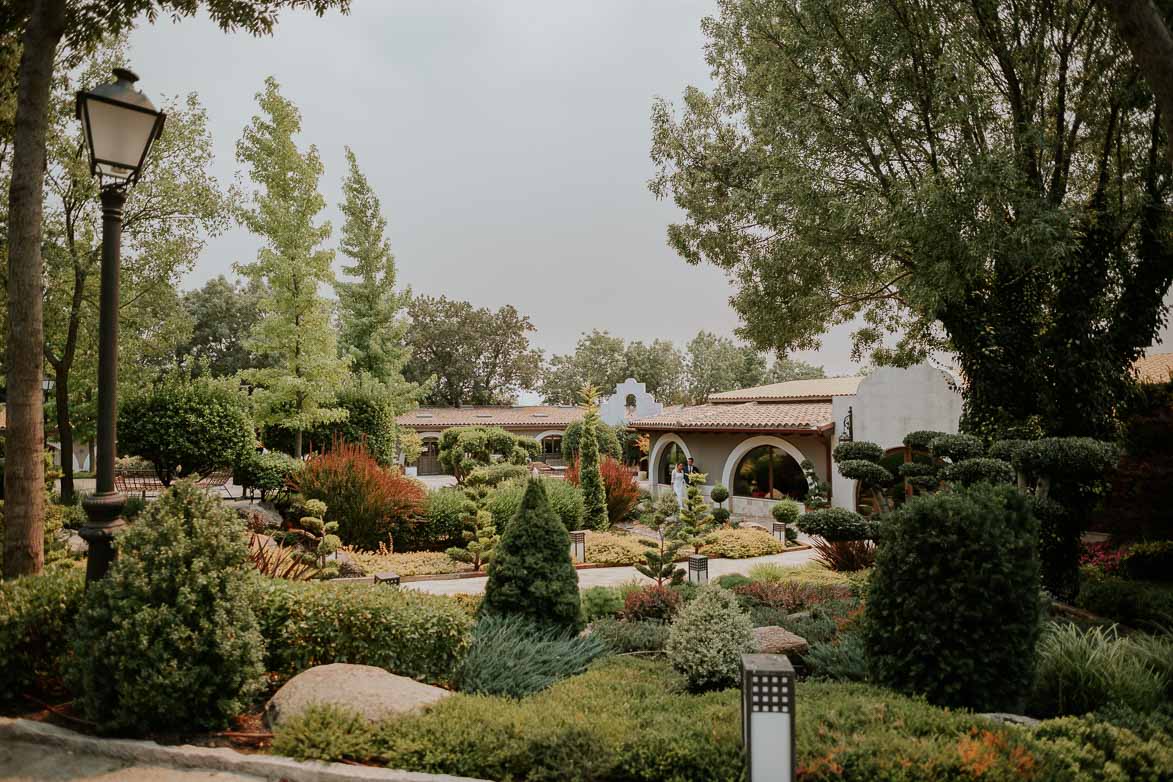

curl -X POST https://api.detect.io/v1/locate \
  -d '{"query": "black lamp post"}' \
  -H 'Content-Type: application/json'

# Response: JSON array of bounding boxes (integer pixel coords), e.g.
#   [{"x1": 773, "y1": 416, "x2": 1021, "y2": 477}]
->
[{"x1": 75, "y1": 68, "x2": 166, "y2": 583}]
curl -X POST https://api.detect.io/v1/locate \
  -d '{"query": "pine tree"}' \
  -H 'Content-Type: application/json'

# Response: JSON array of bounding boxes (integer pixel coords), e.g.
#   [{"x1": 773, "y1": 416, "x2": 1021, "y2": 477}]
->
[
  {"x1": 336, "y1": 147, "x2": 412, "y2": 389},
  {"x1": 482, "y1": 479, "x2": 582, "y2": 632},
  {"x1": 672, "y1": 473, "x2": 718, "y2": 553},
  {"x1": 445, "y1": 509, "x2": 497, "y2": 571},
  {"x1": 578, "y1": 384, "x2": 608, "y2": 530},
  {"x1": 636, "y1": 494, "x2": 686, "y2": 585},
  {"x1": 235, "y1": 77, "x2": 349, "y2": 457}
]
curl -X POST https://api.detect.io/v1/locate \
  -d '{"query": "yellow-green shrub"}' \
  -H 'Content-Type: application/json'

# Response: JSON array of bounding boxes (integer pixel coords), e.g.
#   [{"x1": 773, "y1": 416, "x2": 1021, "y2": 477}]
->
[
  {"x1": 701, "y1": 528, "x2": 784, "y2": 559},
  {"x1": 584, "y1": 531, "x2": 647, "y2": 565},
  {"x1": 345, "y1": 548, "x2": 472, "y2": 576}
]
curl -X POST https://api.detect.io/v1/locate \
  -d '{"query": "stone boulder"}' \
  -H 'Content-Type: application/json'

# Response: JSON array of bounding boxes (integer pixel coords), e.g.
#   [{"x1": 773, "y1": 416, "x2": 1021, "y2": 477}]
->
[
  {"x1": 752, "y1": 626, "x2": 809, "y2": 656},
  {"x1": 264, "y1": 663, "x2": 451, "y2": 728}
]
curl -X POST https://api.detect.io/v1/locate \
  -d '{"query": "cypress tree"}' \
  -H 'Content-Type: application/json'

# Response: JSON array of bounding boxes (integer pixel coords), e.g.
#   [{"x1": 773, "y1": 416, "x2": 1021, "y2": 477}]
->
[
  {"x1": 482, "y1": 479, "x2": 582, "y2": 631},
  {"x1": 578, "y1": 385, "x2": 608, "y2": 530}
]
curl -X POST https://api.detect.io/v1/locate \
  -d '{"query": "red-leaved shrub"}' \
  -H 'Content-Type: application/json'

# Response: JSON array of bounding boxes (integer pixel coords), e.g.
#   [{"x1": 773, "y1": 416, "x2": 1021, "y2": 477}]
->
[
  {"x1": 733, "y1": 581, "x2": 852, "y2": 612},
  {"x1": 812, "y1": 538, "x2": 876, "y2": 572},
  {"x1": 621, "y1": 585, "x2": 682, "y2": 622},
  {"x1": 1079, "y1": 541, "x2": 1125, "y2": 576},
  {"x1": 565, "y1": 456, "x2": 640, "y2": 526},
  {"x1": 292, "y1": 439, "x2": 426, "y2": 550}
]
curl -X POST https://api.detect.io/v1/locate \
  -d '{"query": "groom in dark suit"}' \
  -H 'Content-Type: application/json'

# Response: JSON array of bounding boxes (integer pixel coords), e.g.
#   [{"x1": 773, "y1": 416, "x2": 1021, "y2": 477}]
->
[{"x1": 682, "y1": 456, "x2": 701, "y2": 482}]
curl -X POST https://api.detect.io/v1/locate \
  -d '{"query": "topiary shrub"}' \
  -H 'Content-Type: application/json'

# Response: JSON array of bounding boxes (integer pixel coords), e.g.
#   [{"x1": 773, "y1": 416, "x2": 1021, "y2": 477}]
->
[
  {"x1": 482, "y1": 479, "x2": 582, "y2": 632},
  {"x1": 465, "y1": 462, "x2": 529, "y2": 489},
  {"x1": 797, "y1": 507, "x2": 877, "y2": 541},
  {"x1": 928, "y1": 433, "x2": 985, "y2": 462},
  {"x1": 67, "y1": 481, "x2": 265, "y2": 734},
  {"x1": 457, "y1": 615, "x2": 606, "y2": 698},
  {"x1": 710, "y1": 484, "x2": 730, "y2": 505},
  {"x1": 771, "y1": 498, "x2": 801, "y2": 526},
  {"x1": 902, "y1": 430, "x2": 947, "y2": 450},
  {"x1": 940, "y1": 457, "x2": 1014, "y2": 486},
  {"x1": 438, "y1": 427, "x2": 539, "y2": 483},
  {"x1": 864, "y1": 484, "x2": 1042, "y2": 711},
  {"x1": 666, "y1": 586, "x2": 754, "y2": 691},
  {"x1": 1075, "y1": 569, "x2": 1173, "y2": 632},
  {"x1": 832, "y1": 441, "x2": 884, "y2": 463},
  {"x1": 1121, "y1": 541, "x2": 1173, "y2": 583},
  {"x1": 118, "y1": 372, "x2": 254, "y2": 485},
  {"x1": 235, "y1": 450, "x2": 298, "y2": 501},
  {"x1": 271, "y1": 703, "x2": 376, "y2": 763},
  {"x1": 621, "y1": 584, "x2": 682, "y2": 622},
  {"x1": 485, "y1": 477, "x2": 585, "y2": 534},
  {"x1": 562, "y1": 418, "x2": 623, "y2": 460},
  {"x1": 0, "y1": 569, "x2": 84, "y2": 702},
  {"x1": 577, "y1": 390, "x2": 609, "y2": 530}
]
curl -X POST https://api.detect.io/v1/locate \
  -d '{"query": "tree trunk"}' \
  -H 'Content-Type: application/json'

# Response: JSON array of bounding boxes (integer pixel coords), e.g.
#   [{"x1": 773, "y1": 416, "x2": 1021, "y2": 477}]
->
[
  {"x1": 3, "y1": 0, "x2": 66, "y2": 579},
  {"x1": 294, "y1": 429, "x2": 303, "y2": 459},
  {"x1": 54, "y1": 366, "x2": 74, "y2": 504},
  {"x1": 1102, "y1": 0, "x2": 1173, "y2": 165}
]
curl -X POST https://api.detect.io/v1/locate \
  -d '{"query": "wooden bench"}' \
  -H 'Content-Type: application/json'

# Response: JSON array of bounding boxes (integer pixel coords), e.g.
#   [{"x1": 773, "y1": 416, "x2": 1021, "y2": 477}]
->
[{"x1": 114, "y1": 467, "x2": 235, "y2": 499}]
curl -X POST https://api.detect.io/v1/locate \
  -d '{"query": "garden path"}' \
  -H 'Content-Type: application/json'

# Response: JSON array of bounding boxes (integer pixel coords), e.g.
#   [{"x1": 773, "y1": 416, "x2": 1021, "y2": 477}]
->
[{"x1": 406, "y1": 546, "x2": 820, "y2": 595}]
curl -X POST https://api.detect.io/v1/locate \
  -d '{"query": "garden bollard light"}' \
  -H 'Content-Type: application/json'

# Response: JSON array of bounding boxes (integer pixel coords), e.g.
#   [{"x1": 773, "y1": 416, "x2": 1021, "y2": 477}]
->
[
  {"x1": 741, "y1": 654, "x2": 796, "y2": 782},
  {"x1": 687, "y1": 554, "x2": 709, "y2": 585},
  {"x1": 374, "y1": 571, "x2": 401, "y2": 586},
  {"x1": 569, "y1": 530, "x2": 586, "y2": 563},
  {"x1": 772, "y1": 522, "x2": 787, "y2": 544}
]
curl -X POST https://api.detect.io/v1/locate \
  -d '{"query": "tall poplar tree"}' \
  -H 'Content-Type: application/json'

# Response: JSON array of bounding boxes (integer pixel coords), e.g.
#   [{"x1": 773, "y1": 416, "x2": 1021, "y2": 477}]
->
[
  {"x1": 578, "y1": 385, "x2": 608, "y2": 530},
  {"x1": 235, "y1": 77, "x2": 348, "y2": 458}
]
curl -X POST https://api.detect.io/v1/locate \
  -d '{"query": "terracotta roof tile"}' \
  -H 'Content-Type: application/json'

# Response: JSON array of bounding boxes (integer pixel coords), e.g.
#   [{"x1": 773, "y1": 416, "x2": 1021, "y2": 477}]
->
[
  {"x1": 708, "y1": 376, "x2": 863, "y2": 403},
  {"x1": 397, "y1": 406, "x2": 584, "y2": 429},
  {"x1": 1134, "y1": 353, "x2": 1173, "y2": 384},
  {"x1": 629, "y1": 401, "x2": 834, "y2": 431}
]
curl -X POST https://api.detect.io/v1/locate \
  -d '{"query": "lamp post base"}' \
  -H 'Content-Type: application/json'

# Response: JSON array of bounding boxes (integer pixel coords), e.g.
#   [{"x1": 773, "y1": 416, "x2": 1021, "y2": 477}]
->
[{"x1": 80, "y1": 491, "x2": 127, "y2": 584}]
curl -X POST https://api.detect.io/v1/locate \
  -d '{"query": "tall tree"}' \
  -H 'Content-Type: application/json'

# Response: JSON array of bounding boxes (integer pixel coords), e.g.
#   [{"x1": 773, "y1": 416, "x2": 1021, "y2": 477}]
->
[
  {"x1": 624, "y1": 338, "x2": 687, "y2": 403},
  {"x1": 539, "y1": 330, "x2": 628, "y2": 404},
  {"x1": 651, "y1": 0, "x2": 1173, "y2": 438},
  {"x1": 235, "y1": 77, "x2": 348, "y2": 458},
  {"x1": 1100, "y1": 0, "x2": 1173, "y2": 164},
  {"x1": 768, "y1": 356, "x2": 825, "y2": 383},
  {"x1": 403, "y1": 295, "x2": 542, "y2": 406},
  {"x1": 335, "y1": 146, "x2": 411, "y2": 388},
  {"x1": 173, "y1": 276, "x2": 264, "y2": 377},
  {"x1": 684, "y1": 330, "x2": 768, "y2": 402},
  {"x1": 2, "y1": 0, "x2": 348, "y2": 578},
  {"x1": 39, "y1": 46, "x2": 224, "y2": 502}
]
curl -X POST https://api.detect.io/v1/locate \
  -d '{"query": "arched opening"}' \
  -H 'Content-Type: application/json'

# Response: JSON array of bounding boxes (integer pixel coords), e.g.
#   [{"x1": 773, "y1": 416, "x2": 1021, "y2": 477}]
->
[
  {"x1": 540, "y1": 435, "x2": 564, "y2": 466},
  {"x1": 658, "y1": 441, "x2": 687, "y2": 485},
  {"x1": 417, "y1": 437, "x2": 442, "y2": 475},
  {"x1": 624, "y1": 393, "x2": 637, "y2": 414},
  {"x1": 733, "y1": 445, "x2": 808, "y2": 501}
]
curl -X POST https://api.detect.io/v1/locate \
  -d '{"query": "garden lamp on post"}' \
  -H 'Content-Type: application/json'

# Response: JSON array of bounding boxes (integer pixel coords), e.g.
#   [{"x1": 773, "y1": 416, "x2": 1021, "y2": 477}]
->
[{"x1": 75, "y1": 68, "x2": 166, "y2": 584}]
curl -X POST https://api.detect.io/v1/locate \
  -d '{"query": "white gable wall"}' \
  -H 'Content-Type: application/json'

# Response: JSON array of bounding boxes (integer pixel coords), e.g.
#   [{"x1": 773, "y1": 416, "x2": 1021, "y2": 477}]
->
[{"x1": 598, "y1": 378, "x2": 663, "y2": 427}]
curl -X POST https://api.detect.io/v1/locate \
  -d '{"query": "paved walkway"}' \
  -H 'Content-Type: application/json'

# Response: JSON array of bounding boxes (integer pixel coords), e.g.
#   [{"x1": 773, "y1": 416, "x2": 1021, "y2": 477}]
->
[
  {"x1": 0, "y1": 741, "x2": 264, "y2": 782},
  {"x1": 406, "y1": 546, "x2": 820, "y2": 595}
]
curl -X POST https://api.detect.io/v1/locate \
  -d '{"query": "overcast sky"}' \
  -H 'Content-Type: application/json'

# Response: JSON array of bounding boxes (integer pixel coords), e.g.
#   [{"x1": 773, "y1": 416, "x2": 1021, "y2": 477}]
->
[{"x1": 127, "y1": 1, "x2": 1169, "y2": 379}]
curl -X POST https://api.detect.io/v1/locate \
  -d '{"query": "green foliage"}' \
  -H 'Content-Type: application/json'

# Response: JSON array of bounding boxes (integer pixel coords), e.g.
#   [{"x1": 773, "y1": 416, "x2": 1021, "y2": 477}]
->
[
  {"x1": 622, "y1": 584, "x2": 683, "y2": 622},
  {"x1": 634, "y1": 496, "x2": 685, "y2": 585},
  {"x1": 1122, "y1": 542, "x2": 1173, "y2": 583},
  {"x1": 709, "y1": 483, "x2": 729, "y2": 505},
  {"x1": 484, "y1": 477, "x2": 585, "y2": 533},
  {"x1": 444, "y1": 509, "x2": 497, "y2": 571},
  {"x1": 929, "y1": 433, "x2": 985, "y2": 462},
  {"x1": 321, "y1": 378, "x2": 405, "y2": 467},
  {"x1": 437, "y1": 426, "x2": 539, "y2": 482},
  {"x1": 254, "y1": 578, "x2": 472, "y2": 685},
  {"x1": 234, "y1": 450, "x2": 297, "y2": 501},
  {"x1": 805, "y1": 632, "x2": 869, "y2": 683},
  {"x1": 836, "y1": 459, "x2": 893, "y2": 486},
  {"x1": 465, "y1": 462, "x2": 528, "y2": 489},
  {"x1": 714, "y1": 573, "x2": 753, "y2": 589},
  {"x1": 771, "y1": 498, "x2": 801, "y2": 525},
  {"x1": 271, "y1": 703, "x2": 376, "y2": 763},
  {"x1": 988, "y1": 438, "x2": 1032, "y2": 463},
  {"x1": 482, "y1": 479, "x2": 582, "y2": 632},
  {"x1": 666, "y1": 586, "x2": 754, "y2": 691},
  {"x1": 392, "y1": 487, "x2": 468, "y2": 552},
  {"x1": 800, "y1": 458, "x2": 831, "y2": 509},
  {"x1": 590, "y1": 618, "x2": 671, "y2": 654},
  {"x1": 457, "y1": 615, "x2": 606, "y2": 698},
  {"x1": 1013, "y1": 438, "x2": 1120, "y2": 484},
  {"x1": 798, "y1": 507, "x2": 877, "y2": 541},
  {"x1": 941, "y1": 457, "x2": 1016, "y2": 487},
  {"x1": 236, "y1": 77, "x2": 350, "y2": 457},
  {"x1": 1029, "y1": 624, "x2": 1171, "y2": 718},
  {"x1": 1076, "y1": 570, "x2": 1173, "y2": 633},
  {"x1": 0, "y1": 570, "x2": 83, "y2": 702},
  {"x1": 1032, "y1": 715, "x2": 1173, "y2": 782},
  {"x1": 832, "y1": 441, "x2": 884, "y2": 463},
  {"x1": 700, "y1": 528, "x2": 785, "y2": 558},
  {"x1": 903, "y1": 430, "x2": 947, "y2": 450},
  {"x1": 67, "y1": 482, "x2": 265, "y2": 733},
  {"x1": 117, "y1": 372, "x2": 254, "y2": 485},
  {"x1": 578, "y1": 391, "x2": 609, "y2": 531},
  {"x1": 864, "y1": 485, "x2": 1042, "y2": 710},
  {"x1": 581, "y1": 586, "x2": 625, "y2": 621},
  {"x1": 562, "y1": 418, "x2": 624, "y2": 460},
  {"x1": 671, "y1": 480, "x2": 717, "y2": 552},
  {"x1": 175, "y1": 276, "x2": 264, "y2": 378}
]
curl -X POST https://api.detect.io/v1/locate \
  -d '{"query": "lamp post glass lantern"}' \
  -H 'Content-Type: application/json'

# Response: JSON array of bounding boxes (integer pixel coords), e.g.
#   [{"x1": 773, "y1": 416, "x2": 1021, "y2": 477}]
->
[
  {"x1": 741, "y1": 654, "x2": 796, "y2": 782},
  {"x1": 569, "y1": 530, "x2": 587, "y2": 563},
  {"x1": 687, "y1": 554, "x2": 709, "y2": 585},
  {"x1": 76, "y1": 68, "x2": 166, "y2": 584},
  {"x1": 771, "y1": 521, "x2": 787, "y2": 543}
]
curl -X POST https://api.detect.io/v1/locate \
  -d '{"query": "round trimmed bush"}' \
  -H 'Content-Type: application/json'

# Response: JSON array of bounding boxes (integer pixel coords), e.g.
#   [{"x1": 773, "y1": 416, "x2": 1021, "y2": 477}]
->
[
  {"x1": 771, "y1": 498, "x2": 801, "y2": 525},
  {"x1": 941, "y1": 457, "x2": 1015, "y2": 487},
  {"x1": 67, "y1": 481, "x2": 265, "y2": 734},
  {"x1": 903, "y1": 430, "x2": 946, "y2": 450},
  {"x1": 234, "y1": 450, "x2": 298, "y2": 501},
  {"x1": 836, "y1": 459, "x2": 893, "y2": 485},
  {"x1": 486, "y1": 478, "x2": 584, "y2": 532},
  {"x1": 928, "y1": 433, "x2": 985, "y2": 462},
  {"x1": 710, "y1": 484, "x2": 730, "y2": 505},
  {"x1": 797, "y1": 507, "x2": 877, "y2": 541},
  {"x1": 832, "y1": 441, "x2": 884, "y2": 463},
  {"x1": 864, "y1": 484, "x2": 1042, "y2": 711},
  {"x1": 666, "y1": 586, "x2": 754, "y2": 691}
]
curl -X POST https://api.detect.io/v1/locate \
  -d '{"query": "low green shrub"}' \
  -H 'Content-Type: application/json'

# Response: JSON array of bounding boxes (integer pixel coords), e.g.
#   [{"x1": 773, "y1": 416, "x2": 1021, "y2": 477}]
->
[
  {"x1": 584, "y1": 530, "x2": 647, "y2": 565},
  {"x1": 928, "y1": 433, "x2": 985, "y2": 462},
  {"x1": 271, "y1": 703, "x2": 377, "y2": 762},
  {"x1": 590, "y1": 618, "x2": 670, "y2": 653},
  {"x1": 771, "y1": 498, "x2": 801, "y2": 526},
  {"x1": 391, "y1": 487, "x2": 469, "y2": 552},
  {"x1": 68, "y1": 482, "x2": 264, "y2": 734},
  {"x1": 581, "y1": 586, "x2": 624, "y2": 621},
  {"x1": 622, "y1": 584, "x2": 681, "y2": 622},
  {"x1": 1122, "y1": 541, "x2": 1173, "y2": 583},
  {"x1": 1029, "y1": 623, "x2": 1171, "y2": 717},
  {"x1": 941, "y1": 457, "x2": 1015, "y2": 486},
  {"x1": 700, "y1": 528, "x2": 784, "y2": 558},
  {"x1": 865, "y1": 484, "x2": 1042, "y2": 711},
  {"x1": 485, "y1": 477, "x2": 585, "y2": 533},
  {"x1": 733, "y1": 580, "x2": 852, "y2": 613},
  {"x1": 255, "y1": 579, "x2": 472, "y2": 685},
  {"x1": 666, "y1": 586, "x2": 754, "y2": 691},
  {"x1": 465, "y1": 462, "x2": 529, "y2": 488},
  {"x1": 797, "y1": 508, "x2": 878, "y2": 541},
  {"x1": 0, "y1": 569, "x2": 83, "y2": 702},
  {"x1": 343, "y1": 549, "x2": 471, "y2": 576},
  {"x1": 746, "y1": 561, "x2": 855, "y2": 586},
  {"x1": 1076, "y1": 569, "x2": 1173, "y2": 632},
  {"x1": 457, "y1": 614, "x2": 606, "y2": 698},
  {"x1": 1032, "y1": 715, "x2": 1173, "y2": 781},
  {"x1": 235, "y1": 451, "x2": 298, "y2": 501},
  {"x1": 804, "y1": 631, "x2": 869, "y2": 682},
  {"x1": 713, "y1": 573, "x2": 752, "y2": 589}
]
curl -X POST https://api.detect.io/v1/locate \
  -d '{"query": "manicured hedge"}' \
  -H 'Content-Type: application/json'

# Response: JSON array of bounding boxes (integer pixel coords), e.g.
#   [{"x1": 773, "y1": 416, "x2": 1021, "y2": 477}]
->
[
  {"x1": 1075, "y1": 569, "x2": 1173, "y2": 632},
  {"x1": 700, "y1": 528, "x2": 785, "y2": 558},
  {"x1": 0, "y1": 569, "x2": 84, "y2": 702},
  {"x1": 254, "y1": 579, "x2": 472, "y2": 685},
  {"x1": 486, "y1": 477, "x2": 585, "y2": 532}
]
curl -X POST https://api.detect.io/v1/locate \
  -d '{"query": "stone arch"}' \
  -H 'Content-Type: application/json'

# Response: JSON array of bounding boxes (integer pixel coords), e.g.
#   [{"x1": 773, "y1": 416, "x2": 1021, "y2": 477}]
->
[
  {"x1": 721, "y1": 435, "x2": 809, "y2": 496},
  {"x1": 648, "y1": 433, "x2": 692, "y2": 491},
  {"x1": 532, "y1": 430, "x2": 565, "y2": 442}
]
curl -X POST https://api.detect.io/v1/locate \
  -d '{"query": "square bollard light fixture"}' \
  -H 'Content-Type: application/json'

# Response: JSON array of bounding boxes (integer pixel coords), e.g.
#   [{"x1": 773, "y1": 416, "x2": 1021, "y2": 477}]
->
[
  {"x1": 771, "y1": 522, "x2": 787, "y2": 544},
  {"x1": 374, "y1": 571, "x2": 401, "y2": 586},
  {"x1": 741, "y1": 654, "x2": 796, "y2": 782},
  {"x1": 570, "y1": 530, "x2": 587, "y2": 563},
  {"x1": 688, "y1": 554, "x2": 709, "y2": 585}
]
